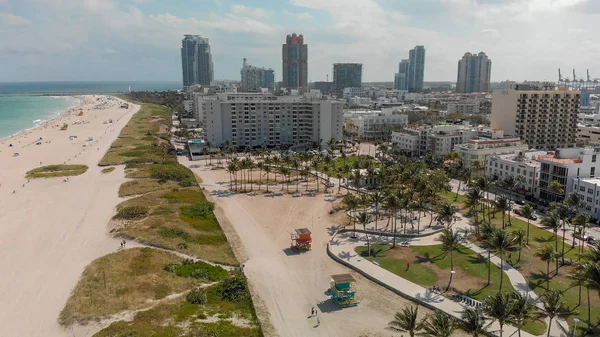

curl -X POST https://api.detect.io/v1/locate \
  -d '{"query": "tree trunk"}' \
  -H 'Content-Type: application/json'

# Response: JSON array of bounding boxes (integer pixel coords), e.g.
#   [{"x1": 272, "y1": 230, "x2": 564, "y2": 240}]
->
[
  {"x1": 546, "y1": 261, "x2": 550, "y2": 289},
  {"x1": 392, "y1": 213, "x2": 397, "y2": 248},
  {"x1": 375, "y1": 203, "x2": 378, "y2": 231},
  {"x1": 499, "y1": 252, "x2": 504, "y2": 292},
  {"x1": 561, "y1": 222, "x2": 566, "y2": 265},
  {"x1": 526, "y1": 219, "x2": 530, "y2": 245},
  {"x1": 487, "y1": 248, "x2": 491, "y2": 285},
  {"x1": 364, "y1": 226, "x2": 371, "y2": 257},
  {"x1": 455, "y1": 180, "x2": 461, "y2": 201},
  {"x1": 546, "y1": 319, "x2": 552, "y2": 337}
]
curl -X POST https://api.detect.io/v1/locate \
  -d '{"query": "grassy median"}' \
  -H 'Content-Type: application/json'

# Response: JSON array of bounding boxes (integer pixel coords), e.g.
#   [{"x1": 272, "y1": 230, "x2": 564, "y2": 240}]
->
[{"x1": 26, "y1": 164, "x2": 88, "y2": 178}]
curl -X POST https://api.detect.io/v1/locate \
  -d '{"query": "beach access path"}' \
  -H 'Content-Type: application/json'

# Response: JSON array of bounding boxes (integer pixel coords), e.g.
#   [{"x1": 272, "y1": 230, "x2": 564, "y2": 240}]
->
[{"x1": 0, "y1": 96, "x2": 138, "y2": 337}]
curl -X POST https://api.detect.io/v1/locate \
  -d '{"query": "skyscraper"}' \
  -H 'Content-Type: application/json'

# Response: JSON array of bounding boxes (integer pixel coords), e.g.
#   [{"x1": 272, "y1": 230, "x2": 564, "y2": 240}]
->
[
  {"x1": 394, "y1": 59, "x2": 410, "y2": 91},
  {"x1": 456, "y1": 52, "x2": 492, "y2": 93},
  {"x1": 240, "y1": 58, "x2": 275, "y2": 92},
  {"x1": 333, "y1": 63, "x2": 362, "y2": 95},
  {"x1": 181, "y1": 35, "x2": 214, "y2": 87},
  {"x1": 282, "y1": 33, "x2": 308, "y2": 91},
  {"x1": 408, "y1": 46, "x2": 425, "y2": 92}
]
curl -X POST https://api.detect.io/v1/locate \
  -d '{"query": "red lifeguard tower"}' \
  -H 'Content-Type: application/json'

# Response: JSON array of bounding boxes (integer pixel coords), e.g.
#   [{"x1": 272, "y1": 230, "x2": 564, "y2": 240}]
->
[{"x1": 290, "y1": 228, "x2": 312, "y2": 251}]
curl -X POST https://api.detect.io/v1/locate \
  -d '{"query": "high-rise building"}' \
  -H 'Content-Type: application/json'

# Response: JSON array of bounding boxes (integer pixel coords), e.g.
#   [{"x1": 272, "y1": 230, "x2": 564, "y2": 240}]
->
[
  {"x1": 198, "y1": 93, "x2": 344, "y2": 149},
  {"x1": 394, "y1": 59, "x2": 410, "y2": 91},
  {"x1": 240, "y1": 58, "x2": 275, "y2": 92},
  {"x1": 181, "y1": 35, "x2": 214, "y2": 87},
  {"x1": 491, "y1": 84, "x2": 580, "y2": 150},
  {"x1": 333, "y1": 63, "x2": 362, "y2": 95},
  {"x1": 456, "y1": 52, "x2": 492, "y2": 93},
  {"x1": 282, "y1": 33, "x2": 308, "y2": 91},
  {"x1": 408, "y1": 46, "x2": 425, "y2": 93}
]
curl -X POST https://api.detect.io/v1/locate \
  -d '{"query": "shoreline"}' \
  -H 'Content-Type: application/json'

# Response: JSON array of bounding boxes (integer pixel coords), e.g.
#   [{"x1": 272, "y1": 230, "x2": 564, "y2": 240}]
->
[{"x1": 0, "y1": 95, "x2": 82, "y2": 143}]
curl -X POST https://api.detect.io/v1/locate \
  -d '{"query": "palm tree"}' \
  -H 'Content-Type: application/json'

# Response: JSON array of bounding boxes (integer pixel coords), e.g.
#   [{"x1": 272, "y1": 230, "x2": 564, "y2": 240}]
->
[
  {"x1": 370, "y1": 191, "x2": 384, "y2": 231},
  {"x1": 420, "y1": 311, "x2": 456, "y2": 337},
  {"x1": 570, "y1": 261, "x2": 600, "y2": 331},
  {"x1": 571, "y1": 212, "x2": 590, "y2": 249},
  {"x1": 488, "y1": 229, "x2": 517, "y2": 292},
  {"x1": 513, "y1": 228, "x2": 526, "y2": 263},
  {"x1": 385, "y1": 194, "x2": 400, "y2": 248},
  {"x1": 436, "y1": 203, "x2": 458, "y2": 228},
  {"x1": 226, "y1": 162, "x2": 238, "y2": 190},
  {"x1": 471, "y1": 159, "x2": 483, "y2": 177},
  {"x1": 279, "y1": 167, "x2": 291, "y2": 192},
  {"x1": 541, "y1": 211, "x2": 562, "y2": 253},
  {"x1": 495, "y1": 195, "x2": 511, "y2": 229},
  {"x1": 263, "y1": 165, "x2": 272, "y2": 193},
  {"x1": 484, "y1": 292, "x2": 514, "y2": 337},
  {"x1": 460, "y1": 307, "x2": 488, "y2": 337},
  {"x1": 519, "y1": 204, "x2": 534, "y2": 245},
  {"x1": 343, "y1": 194, "x2": 360, "y2": 238},
  {"x1": 436, "y1": 228, "x2": 461, "y2": 290},
  {"x1": 508, "y1": 291, "x2": 542, "y2": 337},
  {"x1": 357, "y1": 211, "x2": 372, "y2": 256},
  {"x1": 387, "y1": 306, "x2": 422, "y2": 337},
  {"x1": 465, "y1": 187, "x2": 484, "y2": 233},
  {"x1": 535, "y1": 244, "x2": 557, "y2": 289},
  {"x1": 539, "y1": 290, "x2": 574, "y2": 337}
]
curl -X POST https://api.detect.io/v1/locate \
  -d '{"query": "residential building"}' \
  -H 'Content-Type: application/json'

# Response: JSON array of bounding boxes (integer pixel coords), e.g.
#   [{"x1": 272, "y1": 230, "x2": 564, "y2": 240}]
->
[
  {"x1": 491, "y1": 84, "x2": 580, "y2": 150},
  {"x1": 571, "y1": 177, "x2": 600, "y2": 220},
  {"x1": 455, "y1": 129, "x2": 529, "y2": 168},
  {"x1": 537, "y1": 147, "x2": 600, "y2": 203},
  {"x1": 198, "y1": 93, "x2": 343, "y2": 150},
  {"x1": 456, "y1": 52, "x2": 492, "y2": 93},
  {"x1": 447, "y1": 101, "x2": 480, "y2": 115},
  {"x1": 342, "y1": 87, "x2": 368, "y2": 99},
  {"x1": 333, "y1": 63, "x2": 362, "y2": 95},
  {"x1": 311, "y1": 81, "x2": 334, "y2": 94},
  {"x1": 240, "y1": 58, "x2": 275, "y2": 92},
  {"x1": 394, "y1": 59, "x2": 410, "y2": 91},
  {"x1": 485, "y1": 150, "x2": 546, "y2": 199},
  {"x1": 181, "y1": 35, "x2": 214, "y2": 87},
  {"x1": 577, "y1": 125, "x2": 600, "y2": 146},
  {"x1": 577, "y1": 106, "x2": 599, "y2": 125},
  {"x1": 282, "y1": 33, "x2": 308, "y2": 91},
  {"x1": 391, "y1": 123, "x2": 479, "y2": 157},
  {"x1": 408, "y1": 46, "x2": 426, "y2": 93},
  {"x1": 345, "y1": 111, "x2": 408, "y2": 141},
  {"x1": 347, "y1": 97, "x2": 372, "y2": 107}
]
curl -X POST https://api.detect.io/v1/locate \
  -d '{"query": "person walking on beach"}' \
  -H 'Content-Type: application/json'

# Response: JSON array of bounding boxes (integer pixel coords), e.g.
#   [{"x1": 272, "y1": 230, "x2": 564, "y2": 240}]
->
[
  {"x1": 122, "y1": 239, "x2": 126, "y2": 248},
  {"x1": 311, "y1": 306, "x2": 315, "y2": 317},
  {"x1": 316, "y1": 316, "x2": 320, "y2": 326}
]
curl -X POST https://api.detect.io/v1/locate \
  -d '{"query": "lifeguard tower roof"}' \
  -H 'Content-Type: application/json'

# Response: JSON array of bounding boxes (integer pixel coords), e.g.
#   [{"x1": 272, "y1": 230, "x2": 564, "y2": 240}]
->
[
  {"x1": 295, "y1": 228, "x2": 311, "y2": 235},
  {"x1": 331, "y1": 273, "x2": 355, "y2": 283}
]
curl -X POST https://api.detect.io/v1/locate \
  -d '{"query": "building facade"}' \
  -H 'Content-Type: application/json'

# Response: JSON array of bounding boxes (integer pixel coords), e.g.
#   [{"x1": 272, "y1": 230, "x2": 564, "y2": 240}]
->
[
  {"x1": 571, "y1": 177, "x2": 600, "y2": 220},
  {"x1": 282, "y1": 33, "x2": 308, "y2": 91},
  {"x1": 240, "y1": 58, "x2": 275, "y2": 92},
  {"x1": 199, "y1": 93, "x2": 343, "y2": 149},
  {"x1": 181, "y1": 35, "x2": 214, "y2": 87},
  {"x1": 345, "y1": 113, "x2": 408, "y2": 141},
  {"x1": 577, "y1": 125, "x2": 600, "y2": 146},
  {"x1": 394, "y1": 59, "x2": 410, "y2": 91},
  {"x1": 456, "y1": 52, "x2": 492, "y2": 93},
  {"x1": 342, "y1": 87, "x2": 368, "y2": 99},
  {"x1": 485, "y1": 151, "x2": 546, "y2": 199},
  {"x1": 311, "y1": 81, "x2": 334, "y2": 94},
  {"x1": 408, "y1": 46, "x2": 426, "y2": 93},
  {"x1": 455, "y1": 133, "x2": 529, "y2": 169},
  {"x1": 333, "y1": 63, "x2": 362, "y2": 95},
  {"x1": 447, "y1": 101, "x2": 480, "y2": 115},
  {"x1": 491, "y1": 85, "x2": 581, "y2": 150},
  {"x1": 391, "y1": 123, "x2": 479, "y2": 157}
]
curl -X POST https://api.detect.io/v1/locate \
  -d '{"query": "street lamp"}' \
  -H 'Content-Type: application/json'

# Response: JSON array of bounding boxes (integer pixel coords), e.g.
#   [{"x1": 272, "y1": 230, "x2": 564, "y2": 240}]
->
[
  {"x1": 573, "y1": 318, "x2": 580, "y2": 337},
  {"x1": 447, "y1": 270, "x2": 456, "y2": 291}
]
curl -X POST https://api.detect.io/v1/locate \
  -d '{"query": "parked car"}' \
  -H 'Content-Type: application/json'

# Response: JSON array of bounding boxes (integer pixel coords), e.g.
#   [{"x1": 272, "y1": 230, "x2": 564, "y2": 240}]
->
[
  {"x1": 587, "y1": 236, "x2": 597, "y2": 243},
  {"x1": 515, "y1": 200, "x2": 526, "y2": 205}
]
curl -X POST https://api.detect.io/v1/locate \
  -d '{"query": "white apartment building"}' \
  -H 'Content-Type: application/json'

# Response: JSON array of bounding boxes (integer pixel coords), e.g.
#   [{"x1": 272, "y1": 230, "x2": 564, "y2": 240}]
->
[
  {"x1": 348, "y1": 96, "x2": 372, "y2": 107},
  {"x1": 447, "y1": 101, "x2": 480, "y2": 115},
  {"x1": 391, "y1": 123, "x2": 479, "y2": 157},
  {"x1": 571, "y1": 177, "x2": 600, "y2": 220},
  {"x1": 343, "y1": 87, "x2": 367, "y2": 99},
  {"x1": 183, "y1": 100, "x2": 194, "y2": 115},
  {"x1": 537, "y1": 147, "x2": 600, "y2": 203},
  {"x1": 454, "y1": 129, "x2": 529, "y2": 168},
  {"x1": 345, "y1": 113, "x2": 408, "y2": 141},
  {"x1": 485, "y1": 151, "x2": 546, "y2": 199},
  {"x1": 491, "y1": 84, "x2": 581, "y2": 150},
  {"x1": 199, "y1": 93, "x2": 344, "y2": 149}
]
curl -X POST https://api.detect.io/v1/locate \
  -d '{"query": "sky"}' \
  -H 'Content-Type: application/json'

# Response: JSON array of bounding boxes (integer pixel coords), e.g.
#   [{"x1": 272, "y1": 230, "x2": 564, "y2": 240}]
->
[{"x1": 1, "y1": 0, "x2": 600, "y2": 83}]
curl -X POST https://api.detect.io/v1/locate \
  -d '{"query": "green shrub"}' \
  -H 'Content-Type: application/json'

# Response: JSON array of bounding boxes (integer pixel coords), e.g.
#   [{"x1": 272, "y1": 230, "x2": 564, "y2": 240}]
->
[
  {"x1": 113, "y1": 206, "x2": 149, "y2": 219},
  {"x1": 214, "y1": 275, "x2": 250, "y2": 302},
  {"x1": 101, "y1": 167, "x2": 116, "y2": 174},
  {"x1": 158, "y1": 226, "x2": 191, "y2": 240},
  {"x1": 164, "y1": 260, "x2": 228, "y2": 281},
  {"x1": 186, "y1": 287, "x2": 207, "y2": 305},
  {"x1": 194, "y1": 234, "x2": 227, "y2": 245},
  {"x1": 180, "y1": 202, "x2": 215, "y2": 219},
  {"x1": 150, "y1": 164, "x2": 196, "y2": 186}
]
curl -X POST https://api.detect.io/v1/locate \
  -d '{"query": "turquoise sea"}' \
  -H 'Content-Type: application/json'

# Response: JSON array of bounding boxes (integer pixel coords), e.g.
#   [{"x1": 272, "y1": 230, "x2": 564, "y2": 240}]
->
[{"x1": 0, "y1": 81, "x2": 181, "y2": 140}]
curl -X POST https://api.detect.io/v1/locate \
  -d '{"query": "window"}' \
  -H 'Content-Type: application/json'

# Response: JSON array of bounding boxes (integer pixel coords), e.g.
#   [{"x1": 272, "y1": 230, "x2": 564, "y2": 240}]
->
[
  {"x1": 592, "y1": 167, "x2": 596, "y2": 177},
  {"x1": 580, "y1": 186, "x2": 586, "y2": 192},
  {"x1": 593, "y1": 155, "x2": 597, "y2": 163},
  {"x1": 589, "y1": 188, "x2": 595, "y2": 194}
]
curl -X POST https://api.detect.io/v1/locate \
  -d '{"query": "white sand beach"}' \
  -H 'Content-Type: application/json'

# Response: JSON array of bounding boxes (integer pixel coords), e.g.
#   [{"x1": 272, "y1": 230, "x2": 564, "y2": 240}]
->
[{"x1": 0, "y1": 96, "x2": 138, "y2": 337}]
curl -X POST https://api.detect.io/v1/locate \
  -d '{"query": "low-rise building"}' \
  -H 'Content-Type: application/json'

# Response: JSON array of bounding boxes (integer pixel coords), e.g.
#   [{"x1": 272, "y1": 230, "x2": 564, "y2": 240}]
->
[
  {"x1": 345, "y1": 112, "x2": 408, "y2": 141},
  {"x1": 577, "y1": 125, "x2": 600, "y2": 146},
  {"x1": 571, "y1": 177, "x2": 600, "y2": 220},
  {"x1": 485, "y1": 150, "x2": 546, "y2": 199},
  {"x1": 391, "y1": 123, "x2": 479, "y2": 157},
  {"x1": 454, "y1": 129, "x2": 529, "y2": 168},
  {"x1": 447, "y1": 101, "x2": 480, "y2": 115},
  {"x1": 343, "y1": 87, "x2": 367, "y2": 99},
  {"x1": 347, "y1": 96, "x2": 372, "y2": 107}
]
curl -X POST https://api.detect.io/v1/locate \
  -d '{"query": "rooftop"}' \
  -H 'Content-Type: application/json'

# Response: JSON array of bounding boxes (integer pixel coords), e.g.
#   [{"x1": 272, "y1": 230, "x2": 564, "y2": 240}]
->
[
  {"x1": 331, "y1": 274, "x2": 356, "y2": 283},
  {"x1": 580, "y1": 178, "x2": 600, "y2": 185}
]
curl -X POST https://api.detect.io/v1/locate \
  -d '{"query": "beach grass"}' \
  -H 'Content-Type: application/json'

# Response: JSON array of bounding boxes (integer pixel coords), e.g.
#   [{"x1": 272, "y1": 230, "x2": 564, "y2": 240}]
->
[
  {"x1": 26, "y1": 164, "x2": 88, "y2": 178},
  {"x1": 101, "y1": 167, "x2": 115, "y2": 174},
  {"x1": 58, "y1": 248, "x2": 197, "y2": 326},
  {"x1": 118, "y1": 179, "x2": 179, "y2": 197}
]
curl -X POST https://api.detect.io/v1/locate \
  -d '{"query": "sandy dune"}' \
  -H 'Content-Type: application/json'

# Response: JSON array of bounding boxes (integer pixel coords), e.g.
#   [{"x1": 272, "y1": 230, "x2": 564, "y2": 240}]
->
[
  {"x1": 0, "y1": 96, "x2": 138, "y2": 337},
  {"x1": 185, "y1": 158, "x2": 469, "y2": 337}
]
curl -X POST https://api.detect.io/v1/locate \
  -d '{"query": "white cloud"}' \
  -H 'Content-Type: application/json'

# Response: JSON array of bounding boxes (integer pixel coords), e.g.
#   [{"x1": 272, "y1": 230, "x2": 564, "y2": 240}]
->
[
  {"x1": 479, "y1": 28, "x2": 499, "y2": 37},
  {"x1": 0, "y1": 13, "x2": 31, "y2": 25},
  {"x1": 231, "y1": 4, "x2": 271, "y2": 19},
  {"x1": 295, "y1": 12, "x2": 312, "y2": 20}
]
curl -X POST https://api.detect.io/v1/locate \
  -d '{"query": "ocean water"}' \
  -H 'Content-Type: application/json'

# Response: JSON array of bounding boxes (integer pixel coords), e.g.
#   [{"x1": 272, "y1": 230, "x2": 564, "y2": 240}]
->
[
  {"x1": 0, "y1": 81, "x2": 181, "y2": 94},
  {"x1": 0, "y1": 95, "x2": 81, "y2": 140}
]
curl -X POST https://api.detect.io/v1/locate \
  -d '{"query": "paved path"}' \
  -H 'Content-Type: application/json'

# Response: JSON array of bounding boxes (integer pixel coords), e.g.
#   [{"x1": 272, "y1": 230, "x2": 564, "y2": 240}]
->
[{"x1": 329, "y1": 231, "x2": 569, "y2": 337}]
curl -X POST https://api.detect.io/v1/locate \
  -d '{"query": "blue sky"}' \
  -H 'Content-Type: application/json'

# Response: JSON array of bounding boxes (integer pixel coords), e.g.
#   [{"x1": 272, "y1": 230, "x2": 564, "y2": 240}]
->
[{"x1": 1, "y1": 0, "x2": 600, "y2": 83}]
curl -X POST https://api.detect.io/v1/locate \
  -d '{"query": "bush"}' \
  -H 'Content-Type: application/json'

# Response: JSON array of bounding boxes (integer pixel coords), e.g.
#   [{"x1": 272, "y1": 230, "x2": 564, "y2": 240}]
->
[
  {"x1": 186, "y1": 287, "x2": 207, "y2": 305},
  {"x1": 215, "y1": 275, "x2": 250, "y2": 302},
  {"x1": 113, "y1": 206, "x2": 149, "y2": 219},
  {"x1": 150, "y1": 164, "x2": 196, "y2": 187},
  {"x1": 180, "y1": 202, "x2": 215, "y2": 219},
  {"x1": 158, "y1": 226, "x2": 191, "y2": 240},
  {"x1": 164, "y1": 260, "x2": 228, "y2": 281}
]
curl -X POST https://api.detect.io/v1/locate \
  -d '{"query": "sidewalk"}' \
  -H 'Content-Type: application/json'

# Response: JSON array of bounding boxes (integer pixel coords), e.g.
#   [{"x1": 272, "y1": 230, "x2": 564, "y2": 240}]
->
[{"x1": 328, "y1": 232, "x2": 568, "y2": 337}]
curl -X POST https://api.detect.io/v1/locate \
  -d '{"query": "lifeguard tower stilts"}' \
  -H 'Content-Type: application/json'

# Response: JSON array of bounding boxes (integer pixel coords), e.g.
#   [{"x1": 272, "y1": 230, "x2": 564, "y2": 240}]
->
[
  {"x1": 330, "y1": 273, "x2": 358, "y2": 307},
  {"x1": 290, "y1": 228, "x2": 312, "y2": 251}
]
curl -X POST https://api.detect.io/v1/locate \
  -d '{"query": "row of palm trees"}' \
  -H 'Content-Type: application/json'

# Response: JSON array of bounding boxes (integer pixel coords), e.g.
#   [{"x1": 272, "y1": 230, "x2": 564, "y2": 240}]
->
[{"x1": 389, "y1": 290, "x2": 573, "y2": 337}]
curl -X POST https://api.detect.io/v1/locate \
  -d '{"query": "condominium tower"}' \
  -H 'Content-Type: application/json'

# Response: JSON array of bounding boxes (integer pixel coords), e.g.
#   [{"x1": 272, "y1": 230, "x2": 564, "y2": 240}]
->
[
  {"x1": 240, "y1": 58, "x2": 275, "y2": 92},
  {"x1": 491, "y1": 84, "x2": 580, "y2": 150},
  {"x1": 198, "y1": 93, "x2": 344, "y2": 149},
  {"x1": 333, "y1": 63, "x2": 362, "y2": 95},
  {"x1": 408, "y1": 46, "x2": 426, "y2": 93},
  {"x1": 282, "y1": 33, "x2": 308, "y2": 91},
  {"x1": 394, "y1": 59, "x2": 410, "y2": 91},
  {"x1": 456, "y1": 52, "x2": 492, "y2": 93},
  {"x1": 181, "y1": 35, "x2": 214, "y2": 87}
]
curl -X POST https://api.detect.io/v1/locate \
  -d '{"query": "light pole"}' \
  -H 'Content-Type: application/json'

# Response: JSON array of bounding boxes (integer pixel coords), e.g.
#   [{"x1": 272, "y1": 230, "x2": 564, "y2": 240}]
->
[
  {"x1": 573, "y1": 318, "x2": 580, "y2": 337},
  {"x1": 447, "y1": 270, "x2": 456, "y2": 291}
]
